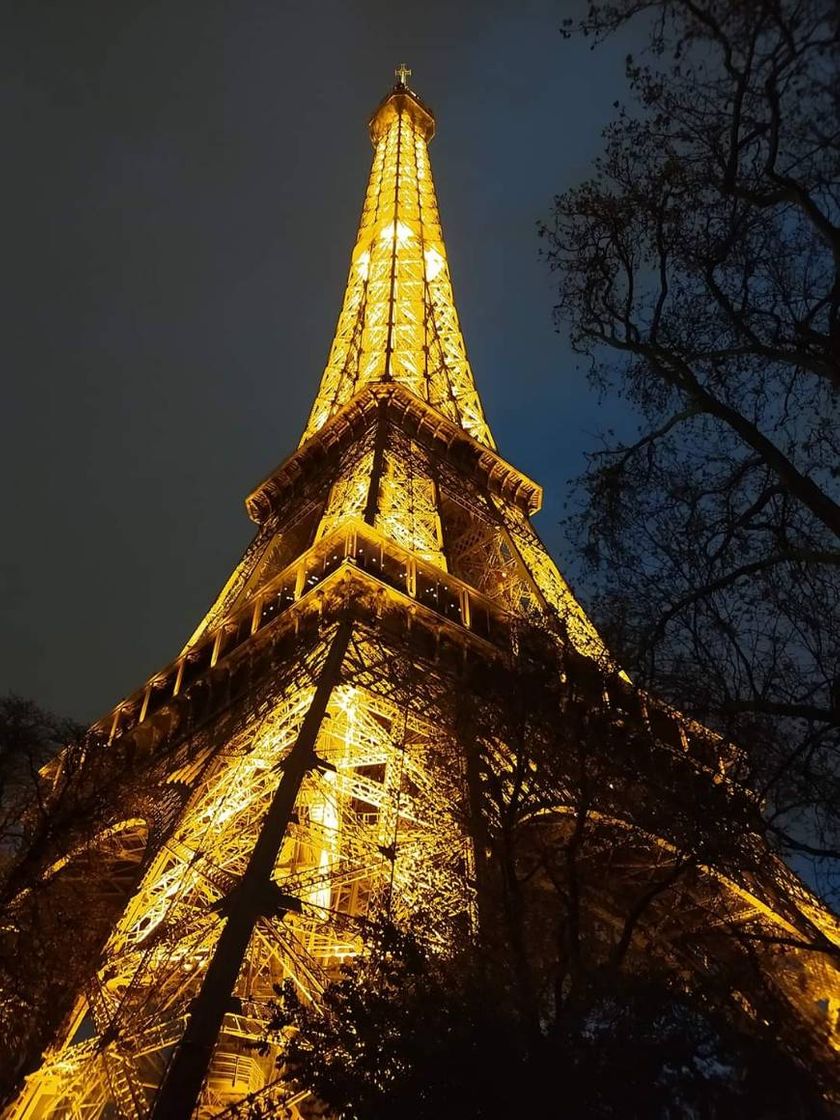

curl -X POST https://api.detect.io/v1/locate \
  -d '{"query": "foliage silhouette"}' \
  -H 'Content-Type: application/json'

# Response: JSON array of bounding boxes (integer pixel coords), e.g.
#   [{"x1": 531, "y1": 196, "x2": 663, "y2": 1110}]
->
[
  {"x1": 247, "y1": 919, "x2": 829, "y2": 1120},
  {"x1": 541, "y1": 0, "x2": 840, "y2": 908}
]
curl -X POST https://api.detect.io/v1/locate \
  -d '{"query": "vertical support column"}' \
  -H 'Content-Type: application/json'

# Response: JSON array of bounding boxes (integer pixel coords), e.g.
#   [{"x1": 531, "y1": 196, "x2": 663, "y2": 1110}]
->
[
  {"x1": 108, "y1": 707, "x2": 122, "y2": 745},
  {"x1": 460, "y1": 589, "x2": 471, "y2": 629},
  {"x1": 344, "y1": 526, "x2": 358, "y2": 560},
  {"x1": 460, "y1": 720, "x2": 495, "y2": 939},
  {"x1": 150, "y1": 619, "x2": 353, "y2": 1120},
  {"x1": 138, "y1": 685, "x2": 152, "y2": 725},
  {"x1": 428, "y1": 459, "x2": 449, "y2": 574},
  {"x1": 294, "y1": 560, "x2": 307, "y2": 600},
  {"x1": 250, "y1": 594, "x2": 263, "y2": 635},
  {"x1": 363, "y1": 401, "x2": 389, "y2": 527},
  {"x1": 172, "y1": 660, "x2": 186, "y2": 698}
]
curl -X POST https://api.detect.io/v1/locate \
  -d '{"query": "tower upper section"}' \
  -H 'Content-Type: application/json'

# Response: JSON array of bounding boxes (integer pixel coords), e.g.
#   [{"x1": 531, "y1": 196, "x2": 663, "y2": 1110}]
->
[{"x1": 301, "y1": 77, "x2": 495, "y2": 449}]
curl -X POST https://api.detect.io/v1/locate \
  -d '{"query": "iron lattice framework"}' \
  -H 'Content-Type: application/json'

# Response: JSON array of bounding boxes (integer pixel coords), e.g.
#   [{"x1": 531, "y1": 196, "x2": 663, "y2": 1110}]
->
[
  {"x1": 302, "y1": 85, "x2": 492, "y2": 449},
  {"x1": 3, "y1": 74, "x2": 839, "y2": 1119}
]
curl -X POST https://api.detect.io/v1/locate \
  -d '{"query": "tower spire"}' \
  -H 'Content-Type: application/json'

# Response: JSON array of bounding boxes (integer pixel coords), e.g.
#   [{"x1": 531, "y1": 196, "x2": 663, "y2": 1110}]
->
[{"x1": 302, "y1": 76, "x2": 495, "y2": 449}]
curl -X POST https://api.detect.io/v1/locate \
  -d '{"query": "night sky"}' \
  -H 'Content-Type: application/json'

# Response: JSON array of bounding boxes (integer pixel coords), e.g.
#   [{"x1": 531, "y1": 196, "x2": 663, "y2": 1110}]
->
[{"x1": 2, "y1": 1, "x2": 638, "y2": 723}]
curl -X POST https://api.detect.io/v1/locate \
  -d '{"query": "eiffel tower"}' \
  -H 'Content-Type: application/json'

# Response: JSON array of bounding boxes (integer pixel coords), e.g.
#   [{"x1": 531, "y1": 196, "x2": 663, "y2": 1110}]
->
[{"x1": 4, "y1": 69, "x2": 838, "y2": 1119}]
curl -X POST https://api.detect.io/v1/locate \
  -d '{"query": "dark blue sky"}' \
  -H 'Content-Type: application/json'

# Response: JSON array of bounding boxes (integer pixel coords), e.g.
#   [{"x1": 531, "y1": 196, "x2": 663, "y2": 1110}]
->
[{"x1": 2, "y1": 0, "x2": 638, "y2": 721}]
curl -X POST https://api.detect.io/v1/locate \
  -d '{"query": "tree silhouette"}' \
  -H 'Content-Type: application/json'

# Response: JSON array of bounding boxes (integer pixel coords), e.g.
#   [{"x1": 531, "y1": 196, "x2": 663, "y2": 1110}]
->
[{"x1": 541, "y1": 0, "x2": 840, "y2": 907}]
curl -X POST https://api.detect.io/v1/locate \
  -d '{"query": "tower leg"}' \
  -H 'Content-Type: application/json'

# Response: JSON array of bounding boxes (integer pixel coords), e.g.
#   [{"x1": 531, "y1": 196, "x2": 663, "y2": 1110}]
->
[{"x1": 151, "y1": 620, "x2": 352, "y2": 1119}]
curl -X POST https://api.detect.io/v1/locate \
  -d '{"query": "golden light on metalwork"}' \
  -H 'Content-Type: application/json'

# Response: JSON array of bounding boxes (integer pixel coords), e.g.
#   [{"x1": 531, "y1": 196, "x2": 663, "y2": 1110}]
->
[
  {"x1": 303, "y1": 83, "x2": 495, "y2": 449},
  {"x1": 6, "y1": 71, "x2": 838, "y2": 1120}
]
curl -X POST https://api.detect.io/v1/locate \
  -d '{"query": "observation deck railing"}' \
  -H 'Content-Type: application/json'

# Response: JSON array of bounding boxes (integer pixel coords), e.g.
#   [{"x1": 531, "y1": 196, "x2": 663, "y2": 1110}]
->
[
  {"x1": 80, "y1": 517, "x2": 727, "y2": 784},
  {"x1": 96, "y1": 519, "x2": 512, "y2": 744}
]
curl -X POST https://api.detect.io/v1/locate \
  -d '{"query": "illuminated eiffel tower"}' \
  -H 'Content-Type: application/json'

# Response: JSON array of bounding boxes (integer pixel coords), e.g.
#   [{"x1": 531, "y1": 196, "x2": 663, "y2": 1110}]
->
[{"x1": 4, "y1": 69, "x2": 838, "y2": 1119}]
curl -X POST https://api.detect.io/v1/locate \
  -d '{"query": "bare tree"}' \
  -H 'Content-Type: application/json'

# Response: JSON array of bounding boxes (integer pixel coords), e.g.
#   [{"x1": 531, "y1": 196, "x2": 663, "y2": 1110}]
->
[
  {"x1": 459, "y1": 646, "x2": 838, "y2": 1085},
  {"x1": 0, "y1": 695, "x2": 84, "y2": 874},
  {"x1": 254, "y1": 920, "x2": 829, "y2": 1120},
  {"x1": 0, "y1": 696, "x2": 147, "y2": 1099},
  {"x1": 540, "y1": 0, "x2": 840, "y2": 904}
]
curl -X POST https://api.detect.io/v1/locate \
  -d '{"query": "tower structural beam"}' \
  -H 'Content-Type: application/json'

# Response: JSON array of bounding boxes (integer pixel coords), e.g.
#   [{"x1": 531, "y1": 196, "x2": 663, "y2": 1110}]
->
[{"x1": 150, "y1": 620, "x2": 352, "y2": 1119}]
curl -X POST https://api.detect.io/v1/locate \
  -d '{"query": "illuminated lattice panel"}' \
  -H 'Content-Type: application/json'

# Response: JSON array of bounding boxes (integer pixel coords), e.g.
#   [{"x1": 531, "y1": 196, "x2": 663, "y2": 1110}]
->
[
  {"x1": 498, "y1": 502, "x2": 609, "y2": 660},
  {"x1": 376, "y1": 430, "x2": 446, "y2": 568},
  {"x1": 273, "y1": 687, "x2": 471, "y2": 963},
  {"x1": 316, "y1": 430, "x2": 377, "y2": 542},
  {"x1": 8, "y1": 684, "x2": 320, "y2": 1119},
  {"x1": 438, "y1": 484, "x2": 539, "y2": 615},
  {"x1": 303, "y1": 93, "x2": 494, "y2": 449}
]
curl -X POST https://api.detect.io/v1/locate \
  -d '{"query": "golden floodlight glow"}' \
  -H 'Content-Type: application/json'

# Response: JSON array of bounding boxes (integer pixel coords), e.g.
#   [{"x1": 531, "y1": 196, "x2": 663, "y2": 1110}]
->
[
  {"x1": 302, "y1": 86, "x2": 495, "y2": 449},
  {"x1": 7, "y1": 69, "x2": 838, "y2": 1120}
]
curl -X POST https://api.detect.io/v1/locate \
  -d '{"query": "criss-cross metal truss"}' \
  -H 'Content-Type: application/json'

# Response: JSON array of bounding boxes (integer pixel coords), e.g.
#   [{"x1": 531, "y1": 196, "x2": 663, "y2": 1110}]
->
[
  {"x1": 5, "y1": 76, "x2": 839, "y2": 1120},
  {"x1": 302, "y1": 85, "x2": 493, "y2": 449},
  {"x1": 12, "y1": 629, "x2": 469, "y2": 1119}
]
